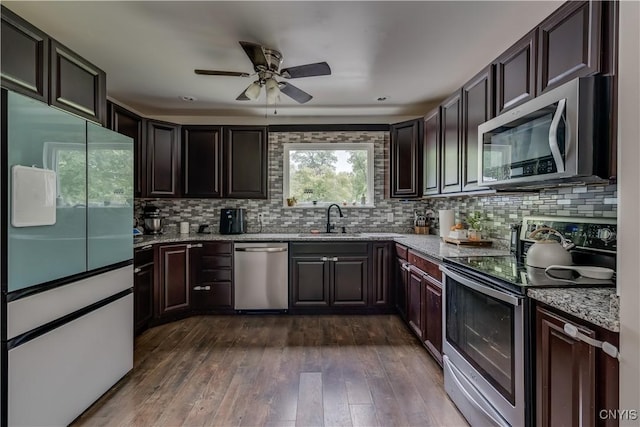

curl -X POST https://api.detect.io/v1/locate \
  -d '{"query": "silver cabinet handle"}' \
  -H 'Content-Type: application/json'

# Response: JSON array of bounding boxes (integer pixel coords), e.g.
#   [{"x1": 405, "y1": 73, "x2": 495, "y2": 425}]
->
[
  {"x1": 402, "y1": 262, "x2": 411, "y2": 272},
  {"x1": 141, "y1": 244, "x2": 153, "y2": 250},
  {"x1": 204, "y1": 285, "x2": 211, "y2": 291},
  {"x1": 194, "y1": 243, "x2": 203, "y2": 248},
  {"x1": 549, "y1": 98, "x2": 567, "y2": 173},
  {"x1": 321, "y1": 256, "x2": 328, "y2": 261},
  {"x1": 563, "y1": 323, "x2": 619, "y2": 359},
  {"x1": 134, "y1": 267, "x2": 141, "y2": 273},
  {"x1": 193, "y1": 286, "x2": 201, "y2": 291},
  {"x1": 332, "y1": 257, "x2": 338, "y2": 262}
]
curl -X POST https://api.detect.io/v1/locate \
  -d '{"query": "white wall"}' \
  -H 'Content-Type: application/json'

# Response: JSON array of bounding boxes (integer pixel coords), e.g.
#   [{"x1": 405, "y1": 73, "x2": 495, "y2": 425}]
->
[{"x1": 617, "y1": 0, "x2": 640, "y2": 422}]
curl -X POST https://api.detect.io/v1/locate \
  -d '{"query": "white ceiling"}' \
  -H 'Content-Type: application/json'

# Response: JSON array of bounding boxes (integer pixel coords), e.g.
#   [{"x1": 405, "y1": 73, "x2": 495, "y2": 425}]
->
[{"x1": 5, "y1": 1, "x2": 564, "y2": 121}]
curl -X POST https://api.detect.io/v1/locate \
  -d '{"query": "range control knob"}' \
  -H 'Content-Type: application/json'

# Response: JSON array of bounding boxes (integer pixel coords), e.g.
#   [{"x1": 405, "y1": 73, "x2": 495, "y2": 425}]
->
[{"x1": 597, "y1": 228, "x2": 616, "y2": 243}]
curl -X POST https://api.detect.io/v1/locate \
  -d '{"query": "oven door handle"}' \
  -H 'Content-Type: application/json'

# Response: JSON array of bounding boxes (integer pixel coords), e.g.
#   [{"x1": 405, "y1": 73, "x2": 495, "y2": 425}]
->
[{"x1": 441, "y1": 266, "x2": 522, "y2": 306}]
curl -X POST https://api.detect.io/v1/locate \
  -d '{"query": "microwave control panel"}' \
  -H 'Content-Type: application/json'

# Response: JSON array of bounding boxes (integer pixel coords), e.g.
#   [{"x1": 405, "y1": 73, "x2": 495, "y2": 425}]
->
[{"x1": 521, "y1": 216, "x2": 616, "y2": 253}]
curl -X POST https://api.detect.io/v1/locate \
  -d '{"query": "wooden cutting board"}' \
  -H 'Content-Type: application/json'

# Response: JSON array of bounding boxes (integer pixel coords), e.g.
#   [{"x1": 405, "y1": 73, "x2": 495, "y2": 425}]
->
[{"x1": 443, "y1": 237, "x2": 493, "y2": 247}]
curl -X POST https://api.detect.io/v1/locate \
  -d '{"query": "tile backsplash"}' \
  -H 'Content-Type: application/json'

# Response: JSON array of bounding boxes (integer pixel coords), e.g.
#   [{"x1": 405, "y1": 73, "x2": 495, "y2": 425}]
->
[{"x1": 136, "y1": 130, "x2": 617, "y2": 250}]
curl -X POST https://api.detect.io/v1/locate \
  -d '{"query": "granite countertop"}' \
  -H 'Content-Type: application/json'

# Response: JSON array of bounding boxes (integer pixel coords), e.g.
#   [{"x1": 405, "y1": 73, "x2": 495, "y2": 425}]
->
[
  {"x1": 134, "y1": 232, "x2": 510, "y2": 260},
  {"x1": 527, "y1": 287, "x2": 619, "y2": 332}
]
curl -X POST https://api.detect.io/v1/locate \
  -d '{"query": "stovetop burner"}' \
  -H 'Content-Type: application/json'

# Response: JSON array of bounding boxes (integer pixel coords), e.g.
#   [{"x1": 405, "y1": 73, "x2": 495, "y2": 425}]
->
[{"x1": 444, "y1": 255, "x2": 615, "y2": 294}]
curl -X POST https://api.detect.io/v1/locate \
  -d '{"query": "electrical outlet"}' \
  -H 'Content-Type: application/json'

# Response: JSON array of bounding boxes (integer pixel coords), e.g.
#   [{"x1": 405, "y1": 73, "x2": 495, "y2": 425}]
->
[
  {"x1": 258, "y1": 212, "x2": 266, "y2": 221},
  {"x1": 387, "y1": 212, "x2": 394, "y2": 222}
]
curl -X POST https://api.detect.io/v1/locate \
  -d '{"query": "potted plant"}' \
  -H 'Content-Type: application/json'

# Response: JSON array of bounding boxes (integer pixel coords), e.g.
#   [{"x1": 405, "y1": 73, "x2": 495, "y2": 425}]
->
[{"x1": 466, "y1": 211, "x2": 485, "y2": 240}]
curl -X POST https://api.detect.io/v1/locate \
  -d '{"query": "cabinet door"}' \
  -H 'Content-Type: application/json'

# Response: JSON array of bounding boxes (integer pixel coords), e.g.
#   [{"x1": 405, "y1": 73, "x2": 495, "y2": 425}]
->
[
  {"x1": 395, "y1": 258, "x2": 408, "y2": 320},
  {"x1": 390, "y1": 119, "x2": 422, "y2": 198},
  {"x1": 183, "y1": 126, "x2": 223, "y2": 198},
  {"x1": 193, "y1": 242, "x2": 233, "y2": 310},
  {"x1": 291, "y1": 257, "x2": 330, "y2": 307},
  {"x1": 441, "y1": 91, "x2": 463, "y2": 194},
  {"x1": 408, "y1": 267, "x2": 423, "y2": 338},
  {"x1": 134, "y1": 246, "x2": 154, "y2": 335},
  {"x1": 223, "y1": 126, "x2": 267, "y2": 199},
  {"x1": 462, "y1": 65, "x2": 493, "y2": 192},
  {"x1": 371, "y1": 243, "x2": 390, "y2": 307},
  {"x1": 108, "y1": 102, "x2": 145, "y2": 198},
  {"x1": 331, "y1": 256, "x2": 368, "y2": 307},
  {"x1": 423, "y1": 277, "x2": 443, "y2": 365},
  {"x1": 134, "y1": 263, "x2": 154, "y2": 335},
  {"x1": 538, "y1": 1, "x2": 602, "y2": 94},
  {"x1": 0, "y1": 5, "x2": 49, "y2": 102},
  {"x1": 157, "y1": 244, "x2": 191, "y2": 316},
  {"x1": 536, "y1": 306, "x2": 596, "y2": 427},
  {"x1": 495, "y1": 29, "x2": 537, "y2": 115},
  {"x1": 423, "y1": 108, "x2": 441, "y2": 196},
  {"x1": 49, "y1": 39, "x2": 106, "y2": 125},
  {"x1": 147, "y1": 120, "x2": 181, "y2": 197}
]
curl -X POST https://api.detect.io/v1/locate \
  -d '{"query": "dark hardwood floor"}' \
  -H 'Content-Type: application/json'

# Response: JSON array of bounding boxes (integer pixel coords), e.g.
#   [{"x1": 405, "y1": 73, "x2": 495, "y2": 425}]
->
[{"x1": 71, "y1": 315, "x2": 468, "y2": 427}]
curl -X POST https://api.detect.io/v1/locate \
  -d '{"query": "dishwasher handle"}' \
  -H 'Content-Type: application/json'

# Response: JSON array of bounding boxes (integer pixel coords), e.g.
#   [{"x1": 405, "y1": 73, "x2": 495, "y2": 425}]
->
[{"x1": 235, "y1": 247, "x2": 288, "y2": 253}]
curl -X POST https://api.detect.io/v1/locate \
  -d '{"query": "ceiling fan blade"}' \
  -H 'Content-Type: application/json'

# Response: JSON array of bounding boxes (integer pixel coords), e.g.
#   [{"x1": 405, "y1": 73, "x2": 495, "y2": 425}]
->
[
  {"x1": 281, "y1": 62, "x2": 331, "y2": 79},
  {"x1": 239, "y1": 41, "x2": 268, "y2": 69},
  {"x1": 195, "y1": 69, "x2": 250, "y2": 77},
  {"x1": 236, "y1": 89, "x2": 250, "y2": 101},
  {"x1": 280, "y1": 82, "x2": 313, "y2": 104}
]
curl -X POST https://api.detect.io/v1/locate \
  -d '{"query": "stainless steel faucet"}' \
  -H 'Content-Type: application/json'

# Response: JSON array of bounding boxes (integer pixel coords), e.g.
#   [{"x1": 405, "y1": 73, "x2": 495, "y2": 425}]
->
[{"x1": 326, "y1": 203, "x2": 345, "y2": 233}]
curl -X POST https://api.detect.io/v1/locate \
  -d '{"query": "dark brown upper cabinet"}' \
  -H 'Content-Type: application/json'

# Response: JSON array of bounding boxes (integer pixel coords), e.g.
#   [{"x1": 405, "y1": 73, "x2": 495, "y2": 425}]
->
[
  {"x1": 108, "y1": 102, "x2": 146, "y2": 198},
  {"x1": 182, "y1": 126, "x2": 223, "y2": 198},
  {"x1": 49, "y1": 39, "x2": 106, "y2": 125},
  {"x1": 147, "y1": 120, "x2": 181, "y2": 198},
  {"x1": 223, "y1": 126, "x2": 268, "y2": 199},
  {"x1": 390, "y1": 119, "x2": 423, "y2": 198},
  {"x1": 440, "y1": 91, "x2": 463, "y2": 194},
  {"x1": 0, "y1": 5, "x2": 49, "y2": 103},
  {"x1": 495, "y1": 29, "x2": 537, "y2": 115},
  {"x1": 423, "y1": 108, "x2": 441, "y2": 196},
  {"x1": 538, "y1": 1, "x2": 603, "y2": 94},
  {"x1": 462, "y1": 65, "x2": 494, "y2": 192}
]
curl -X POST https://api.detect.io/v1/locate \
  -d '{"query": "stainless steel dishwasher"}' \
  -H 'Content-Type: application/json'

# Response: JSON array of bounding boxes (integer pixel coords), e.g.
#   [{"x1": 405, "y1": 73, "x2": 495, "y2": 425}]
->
[{"x1": 233, "y1": 242, "x2": 289, "y2": 310}]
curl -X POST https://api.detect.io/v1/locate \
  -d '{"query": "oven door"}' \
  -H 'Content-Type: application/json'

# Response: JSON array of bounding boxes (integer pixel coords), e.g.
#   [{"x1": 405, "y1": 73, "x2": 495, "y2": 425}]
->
[{"x1": 442, "y1": 266, "x2": 524, "y2": 427}]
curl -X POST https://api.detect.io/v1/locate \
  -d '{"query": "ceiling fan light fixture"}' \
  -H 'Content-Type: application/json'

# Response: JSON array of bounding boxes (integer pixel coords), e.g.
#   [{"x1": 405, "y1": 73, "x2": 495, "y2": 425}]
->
[
  {"x1": 266, "y1": 78, "x2": 281, "y2": 104},
  {"x1": 245, "y1": 81, "x2": 262, "y2": 100}
]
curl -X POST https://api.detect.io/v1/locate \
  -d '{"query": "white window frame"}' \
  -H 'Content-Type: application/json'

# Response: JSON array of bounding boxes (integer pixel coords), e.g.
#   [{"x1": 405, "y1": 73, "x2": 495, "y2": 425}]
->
[{"x1": 283, "y1": 142, "x2": 375, "y2": 208}]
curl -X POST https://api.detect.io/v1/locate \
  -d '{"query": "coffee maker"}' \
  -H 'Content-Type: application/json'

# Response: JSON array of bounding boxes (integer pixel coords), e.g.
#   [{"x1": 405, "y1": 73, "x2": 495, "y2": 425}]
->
[
  {"x1": 219, "y1": 208, "x2": 246, "y2": 234},
  {"x1": 142, "y1": 204, "x2": 163, "y2": 234}
]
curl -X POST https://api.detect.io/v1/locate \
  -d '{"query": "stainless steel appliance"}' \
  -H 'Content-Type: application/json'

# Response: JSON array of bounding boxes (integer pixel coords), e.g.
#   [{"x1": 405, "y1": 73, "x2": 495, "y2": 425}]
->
[
  {"x1": 478, "y1": 76, "x2": 612, "y2": 189},
  {"x1": 142, "y1": 204, "x2": 163, "y2": 234},
  {"x1": 219, "y1": 208, "x2": 247, "y2": 235},
  {"x1": 441, "y1": 216, "x2": 616, "y2": 427},
  {"x1": 234, "y1": 243, "x2": 288, "y2": 310}
]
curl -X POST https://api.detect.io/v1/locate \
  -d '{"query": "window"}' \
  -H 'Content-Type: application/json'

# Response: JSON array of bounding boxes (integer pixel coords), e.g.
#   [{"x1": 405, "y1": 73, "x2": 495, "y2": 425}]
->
[{"x1": 283, "y1": 143, "x2": 374, "y2": 207}]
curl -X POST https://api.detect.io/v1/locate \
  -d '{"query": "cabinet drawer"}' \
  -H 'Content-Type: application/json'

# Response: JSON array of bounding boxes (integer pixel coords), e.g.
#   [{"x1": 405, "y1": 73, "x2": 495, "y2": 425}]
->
[
  {"x1": 395, "y1": 244, "x2": 408, "y2": 261},
  {"x1": 192, "y1": 282, "x2": 232, "y2": 309},
  {"x1": 408, "y1": 250, "x2": 441, "y2": 281},
  {"x1": 201, "y1": 254, "x2": 232, "y2": 269},
  {"x1": 200, "y1": 269, "x2": 232, "y2": 283},
  {"x1": 134, "y1": 247, "x2": 154, "y2": 266},
  {"x1": 203, "y1": 242, "x2": 232, "y2": 255}
]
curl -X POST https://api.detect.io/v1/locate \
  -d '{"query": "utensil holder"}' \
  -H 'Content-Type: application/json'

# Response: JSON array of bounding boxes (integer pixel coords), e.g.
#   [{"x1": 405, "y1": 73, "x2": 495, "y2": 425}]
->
[{"x1": 414, "y1": 226, "x2": 429, "y2": 235}]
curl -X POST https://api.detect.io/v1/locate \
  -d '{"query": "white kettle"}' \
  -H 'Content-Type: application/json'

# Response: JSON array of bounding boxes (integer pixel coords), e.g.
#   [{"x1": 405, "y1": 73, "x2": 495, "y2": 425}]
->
[{"x1": 525, "y1": 227, "x2": 575, "y2": 269}]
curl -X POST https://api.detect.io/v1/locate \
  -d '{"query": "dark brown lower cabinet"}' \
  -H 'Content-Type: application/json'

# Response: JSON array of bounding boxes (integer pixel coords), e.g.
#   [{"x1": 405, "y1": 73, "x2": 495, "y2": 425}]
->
[
  {"x1": 395, "y1": 250, "x2": 409, "y2": 320},
  {"x1": 133, "y1": 246, "x2": 154, "y2": 335},
  {"x1": 290, "y1": 256, "x2": 330, "y2": 308},
  {"x1": 156, "y1": 243, "x2": 195, "y2": 317},
  {"x1": 371, "y1": 242, "x2": 391, "y2": 307},
  {"x1": 192, "y1": 242, "x2": 233, "y2": 311},
  {"x1": 423, "y1": 277, "x2": 443, "y2": 365},
  {"x1": 331, "y1": 256, "x2": 368, "y2": 307},
  {"x1": 408, "y1": 266, "x2": 424, "y2": 338},
  {"x1": 536, "y1": 305, "x2": 619, "y2": 427}
]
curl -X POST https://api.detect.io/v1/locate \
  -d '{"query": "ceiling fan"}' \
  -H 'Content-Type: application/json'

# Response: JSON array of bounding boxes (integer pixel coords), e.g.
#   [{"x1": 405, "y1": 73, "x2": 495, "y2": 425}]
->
[{"x1": 195, "y1": 41, "x2": 331, "y2": 104}]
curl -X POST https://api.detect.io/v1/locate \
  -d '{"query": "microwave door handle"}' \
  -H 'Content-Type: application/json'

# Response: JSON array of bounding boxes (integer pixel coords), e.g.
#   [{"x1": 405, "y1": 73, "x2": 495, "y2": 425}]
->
[{"x1": 549, "y1": 98, "x2": 567, "y2": 173}]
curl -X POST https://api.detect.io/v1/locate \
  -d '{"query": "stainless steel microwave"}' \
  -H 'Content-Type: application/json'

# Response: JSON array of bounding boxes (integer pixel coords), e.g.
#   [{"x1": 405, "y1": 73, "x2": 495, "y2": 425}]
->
[{"x1": 477, "y1": 76, "x2": 612, "y2": 189}]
